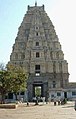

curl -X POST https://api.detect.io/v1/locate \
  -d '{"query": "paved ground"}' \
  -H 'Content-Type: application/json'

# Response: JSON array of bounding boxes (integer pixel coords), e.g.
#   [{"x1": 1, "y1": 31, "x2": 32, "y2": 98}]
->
[{"x1": 0, "y1": 101, "x2": 76, "y2": 119}]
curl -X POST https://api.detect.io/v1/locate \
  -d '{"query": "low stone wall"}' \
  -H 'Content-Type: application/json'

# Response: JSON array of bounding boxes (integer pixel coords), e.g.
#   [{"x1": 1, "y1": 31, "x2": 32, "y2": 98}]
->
[{"x1": 0, "y1": 104, "x2": 18, "y2": 109}]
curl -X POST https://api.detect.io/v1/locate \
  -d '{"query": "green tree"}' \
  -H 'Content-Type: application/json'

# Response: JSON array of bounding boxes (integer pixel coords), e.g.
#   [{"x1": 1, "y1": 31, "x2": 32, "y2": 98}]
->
[
  {"x1": 7, "y1": 64, "x2": 28, "y2": 100},
  {"x1": 0, "y1": 70, "x2": 12, "y2": 103},
  {"x1": 0, "y1": 63, "x2": 28, "y2": 103}
]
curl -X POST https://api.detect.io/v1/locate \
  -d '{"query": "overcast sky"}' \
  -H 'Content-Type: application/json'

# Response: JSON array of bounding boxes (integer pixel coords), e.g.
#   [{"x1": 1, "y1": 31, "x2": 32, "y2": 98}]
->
[{"x1": 0, "y1": 0, "x2": 76, "y2": 82}]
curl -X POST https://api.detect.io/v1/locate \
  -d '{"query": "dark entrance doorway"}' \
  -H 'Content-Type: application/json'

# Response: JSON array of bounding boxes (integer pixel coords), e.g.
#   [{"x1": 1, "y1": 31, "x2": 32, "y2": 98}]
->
[
  {"x1": 8, "y1": 93, "x2": 13, "y2": 99},
  {"x1": 64, "y1": 92, "x2": 67, "y2": 98},
  {"x1": 33, "y1": 82, "x2": 43, "y2": 97}
]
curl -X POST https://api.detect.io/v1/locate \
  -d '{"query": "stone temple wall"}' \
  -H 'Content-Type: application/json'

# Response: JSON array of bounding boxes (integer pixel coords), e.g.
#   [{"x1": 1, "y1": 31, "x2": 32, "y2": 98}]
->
[{"x1": 8, "y1": 3, "x2": 69, "y2": 101}]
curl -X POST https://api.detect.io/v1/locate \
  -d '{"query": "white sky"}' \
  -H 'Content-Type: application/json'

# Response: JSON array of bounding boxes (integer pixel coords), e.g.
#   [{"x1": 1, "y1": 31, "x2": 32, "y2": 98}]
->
[{"x1": 0, "y1": 0, "x2": 76, "y2": 82}]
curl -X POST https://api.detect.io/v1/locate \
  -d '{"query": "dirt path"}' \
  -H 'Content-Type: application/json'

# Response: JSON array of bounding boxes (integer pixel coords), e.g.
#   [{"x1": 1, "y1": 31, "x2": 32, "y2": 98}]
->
[{"x1": 0, "y1": 102, "x2": 76, "y2": 119}]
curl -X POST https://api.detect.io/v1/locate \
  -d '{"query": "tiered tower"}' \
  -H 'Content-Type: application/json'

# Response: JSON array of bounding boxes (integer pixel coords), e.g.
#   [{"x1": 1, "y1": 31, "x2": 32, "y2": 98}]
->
[{"x1": 8, "y1": 3, "x2": 69, "y2": 101}]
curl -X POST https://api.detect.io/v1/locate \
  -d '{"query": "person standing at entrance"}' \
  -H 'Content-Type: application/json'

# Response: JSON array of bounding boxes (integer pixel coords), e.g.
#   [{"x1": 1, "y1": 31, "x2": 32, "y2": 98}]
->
[{"x1": 74, "y1": 100, "x2": 76, "y2": 111}]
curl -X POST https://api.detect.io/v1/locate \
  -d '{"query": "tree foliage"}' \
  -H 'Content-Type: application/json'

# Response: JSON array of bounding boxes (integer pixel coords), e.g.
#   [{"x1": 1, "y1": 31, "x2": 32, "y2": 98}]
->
[
  {"x1": 0, "y1": 63, "x2": 28, "y2": 103},
  {"x1": 7, "y1": 64, "x2": 28, "y2": 99},
  {"x1": 0, "y1": 70, "x2": 12, "y2": 103}
]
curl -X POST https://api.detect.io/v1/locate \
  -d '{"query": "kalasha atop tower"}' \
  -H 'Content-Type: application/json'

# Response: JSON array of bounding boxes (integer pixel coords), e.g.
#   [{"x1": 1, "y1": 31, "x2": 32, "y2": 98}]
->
[{"x1": 8, "y1": 3, "x2": 69, "y2": 101}]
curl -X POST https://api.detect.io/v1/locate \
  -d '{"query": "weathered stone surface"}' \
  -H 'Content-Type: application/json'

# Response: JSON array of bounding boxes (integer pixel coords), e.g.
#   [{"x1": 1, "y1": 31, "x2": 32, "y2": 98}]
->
[{"x1": 8, "y1": 4, "x2": 69, "y2": 101}]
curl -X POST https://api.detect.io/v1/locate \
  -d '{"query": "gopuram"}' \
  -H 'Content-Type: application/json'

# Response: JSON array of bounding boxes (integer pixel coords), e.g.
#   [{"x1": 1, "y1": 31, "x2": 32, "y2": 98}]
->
[{"x1": 8, "y1": 3, "x2": 76, "y2": 101}]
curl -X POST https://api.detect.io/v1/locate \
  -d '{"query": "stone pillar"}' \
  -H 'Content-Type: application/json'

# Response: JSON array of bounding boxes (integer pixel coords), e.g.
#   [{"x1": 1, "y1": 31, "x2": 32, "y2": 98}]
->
[
  {"x1": 27, "y1": 82, "x2": 33, "y2": 101},
  {"x1": 43, "y1": 82, "x2": 48, "y2": 101}
]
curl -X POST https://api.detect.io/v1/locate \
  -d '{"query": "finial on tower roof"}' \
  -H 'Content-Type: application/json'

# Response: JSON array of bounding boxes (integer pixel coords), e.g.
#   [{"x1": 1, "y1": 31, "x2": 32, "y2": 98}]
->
[
  {"x1": 42, "y1": 4, "x2": 45, "y2": 11},
  {"x1": 35, "y1": 1, "x2": 37, "y2": 6},
  {"x1": 28, "y1": 5, "x2": 30, "y2": 10}
]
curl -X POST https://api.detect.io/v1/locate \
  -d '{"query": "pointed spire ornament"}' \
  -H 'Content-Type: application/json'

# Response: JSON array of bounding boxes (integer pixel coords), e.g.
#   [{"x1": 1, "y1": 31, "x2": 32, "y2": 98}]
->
[{"x1": 35, "y1": 1, "x2": 37, "y2": 6}]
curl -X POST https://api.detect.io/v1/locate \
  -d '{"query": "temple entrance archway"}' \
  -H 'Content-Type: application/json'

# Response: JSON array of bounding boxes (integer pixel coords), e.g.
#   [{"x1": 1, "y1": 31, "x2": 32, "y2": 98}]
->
[{"x1": 27, "y1": 80, "x2": 48, "y2": 101}]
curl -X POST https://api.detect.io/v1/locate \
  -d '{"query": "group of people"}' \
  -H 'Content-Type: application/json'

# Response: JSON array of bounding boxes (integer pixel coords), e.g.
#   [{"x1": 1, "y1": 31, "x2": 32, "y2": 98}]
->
[
  {"x1": 53, "y1": 98, "x2": 67, "y2": 106},
  {"x1": 26, "y1": 96, "x2": 76, "y2": 111},
  {"x1": 32, "y1": 96, "x2": 46, "y2": 105}
]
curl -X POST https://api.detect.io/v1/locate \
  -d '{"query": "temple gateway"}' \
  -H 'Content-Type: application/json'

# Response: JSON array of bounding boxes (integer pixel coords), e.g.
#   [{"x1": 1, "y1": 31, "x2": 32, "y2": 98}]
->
[{"x1": 8, "y1": 3, "x2": 76, "y2": 101}]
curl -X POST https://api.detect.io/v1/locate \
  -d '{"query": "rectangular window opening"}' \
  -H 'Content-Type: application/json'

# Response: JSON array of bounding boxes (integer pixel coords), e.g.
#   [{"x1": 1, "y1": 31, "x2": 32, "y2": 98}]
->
[
  {"x1": 57, "y1": 92, "x2": 61, "y2": 96},
  {"x1": 36, "y1": 52, "x2": 39, "y2": 57},
  {"x1": 72, "y1": 92, "x2": 76, "y2": 96},
  {"x1": 35, "y1": 65, "x2": 40, "y2": 76},
  {"x1": 36, "y1": 42, "x2": 39, "y2": 46}
]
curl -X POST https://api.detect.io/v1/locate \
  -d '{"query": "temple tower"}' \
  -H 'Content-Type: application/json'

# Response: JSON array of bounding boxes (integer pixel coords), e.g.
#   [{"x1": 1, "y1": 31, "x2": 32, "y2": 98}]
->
[{"x1": 8, "y1": 4, "x2": 69, "y2": 101}]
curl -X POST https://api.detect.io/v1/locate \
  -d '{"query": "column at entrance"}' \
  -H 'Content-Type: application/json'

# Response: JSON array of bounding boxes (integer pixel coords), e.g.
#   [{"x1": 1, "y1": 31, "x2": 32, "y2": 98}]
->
[
  {"x1": 43, "y1": 82, "x2": 48, "y2": 100},
  {"x1": 27, "y1": 82, "x2": 33, "y2": 102}
]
